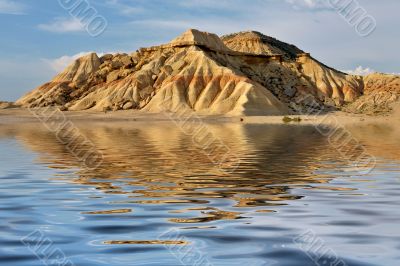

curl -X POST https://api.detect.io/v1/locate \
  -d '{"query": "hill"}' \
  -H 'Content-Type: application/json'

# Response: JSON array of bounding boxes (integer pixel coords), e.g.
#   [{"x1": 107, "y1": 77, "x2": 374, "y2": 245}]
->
[{"x1": 16, "y1": 29, "x2": 400, "y2": 116}]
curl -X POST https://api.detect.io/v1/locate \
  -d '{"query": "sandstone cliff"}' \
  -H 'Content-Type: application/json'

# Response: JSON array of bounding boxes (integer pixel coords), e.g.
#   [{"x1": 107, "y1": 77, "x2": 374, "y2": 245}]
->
[{"x1": 16, "y1": 29, "x2": 399, "y2": 116}]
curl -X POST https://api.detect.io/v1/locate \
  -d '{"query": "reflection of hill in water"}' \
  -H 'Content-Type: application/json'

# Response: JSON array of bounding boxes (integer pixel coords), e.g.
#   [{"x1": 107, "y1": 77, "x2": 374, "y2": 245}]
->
[{"x1": 1, "y1": 121, "x2": 398, "y2": 219}]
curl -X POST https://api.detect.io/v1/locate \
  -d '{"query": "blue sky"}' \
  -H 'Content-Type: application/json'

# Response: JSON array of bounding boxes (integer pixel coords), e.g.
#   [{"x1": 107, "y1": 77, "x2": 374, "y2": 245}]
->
[{"x1": 0, "y1": 0, "x2": 399, "y2": 101}]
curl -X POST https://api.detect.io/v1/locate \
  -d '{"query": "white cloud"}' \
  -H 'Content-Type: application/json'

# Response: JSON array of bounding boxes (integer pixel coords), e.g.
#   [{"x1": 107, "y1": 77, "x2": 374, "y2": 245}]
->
[
  {"x1": 285, "y1": 0, "x2": 327, "y2": 9},
  {"x1": 178, "y1": 0, "x2": 238, "y2": 10},
  {"x1": 345, "y1": 66, "x2": 375, "y2": 76},
  {"x1": 38, "y1": 17, "x2": 85, "y2": 33},
  {"x1": 0, "y1": 0, "x2": 26, "y2": 14}
]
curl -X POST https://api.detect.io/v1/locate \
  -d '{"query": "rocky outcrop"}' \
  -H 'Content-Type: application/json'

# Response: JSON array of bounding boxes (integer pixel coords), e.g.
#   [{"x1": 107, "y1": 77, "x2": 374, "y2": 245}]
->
[
  {"x1": 344, "y1": 73, "x2": 400, "y2": 114},
  {"x1": 0, "y1": 101, "x2": 17, "y2": 109},
  {"x1": 222, "y1": 31, "x2": 363, "y2": 106},
  {"x1": 55, "y1": 52, "x2": 101, "y2": 84},
  {"x1": 221, "y1": 31, "x2": 304, "y2": 59},
  {"x1": 68, "y1": 44, "x2": 289, "y2": 115},
  {"x1": 16, "y1": 52, "x2": 135, "y2": 108},
  {"x1": 170, "y1": 29, "x2": 230, "y2": 52},
  {"x1": 16, "y1": 29, "x2": 399, "y2": 116},
  {"x1": 294, "y1": 53, "x2": 363, "y2": 105}
]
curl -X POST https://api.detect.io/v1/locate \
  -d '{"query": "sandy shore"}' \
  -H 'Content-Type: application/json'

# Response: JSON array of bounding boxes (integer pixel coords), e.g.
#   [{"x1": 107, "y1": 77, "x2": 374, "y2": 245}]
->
[{"x1": 0, "y1": 107, "x2": 398, "y2": 127}]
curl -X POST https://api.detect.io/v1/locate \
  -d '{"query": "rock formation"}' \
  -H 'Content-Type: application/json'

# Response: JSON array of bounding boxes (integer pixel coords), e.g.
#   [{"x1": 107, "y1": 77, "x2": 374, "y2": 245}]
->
[
  {"x1": 16, "y1": 29, "x2": 400, "y2": 116},
  {"x1": 222, "y1": 31, "x2": 303, "y2": 59},
  {"x1": 0, "y1": 101, "x2": 17, "y2": 109},
  {"x1": 344, "y1": 73, "x2": 400, "y2": 114}
]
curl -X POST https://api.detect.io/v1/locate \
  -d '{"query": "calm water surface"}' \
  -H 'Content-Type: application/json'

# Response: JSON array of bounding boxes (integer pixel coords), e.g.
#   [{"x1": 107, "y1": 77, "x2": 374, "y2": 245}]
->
[{"x1": 0, "y1": 121, "x2": 400, "y2": 266}]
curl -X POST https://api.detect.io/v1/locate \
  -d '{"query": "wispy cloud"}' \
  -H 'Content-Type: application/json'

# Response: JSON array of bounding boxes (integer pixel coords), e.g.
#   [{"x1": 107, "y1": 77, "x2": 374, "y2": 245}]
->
[
  {"x1": 0, "y1": 0, "x2": 26, "y2": 15},
  {"x1": 105, "y1": 0, "x2": 143, "y2": 16},
  {"x1": 38, "y1": 17, "x2": 85, "y2": 33}
]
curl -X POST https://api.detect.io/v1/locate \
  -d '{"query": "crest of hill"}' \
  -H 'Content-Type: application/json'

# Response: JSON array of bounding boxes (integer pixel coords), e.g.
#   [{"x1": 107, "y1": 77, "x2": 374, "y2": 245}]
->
[
  {"x1": 221, "y1": 31, "x2": 304, "y2": 59},
  {"x1": 168, "y1": 29, "x2": 231, "y2": 52}
]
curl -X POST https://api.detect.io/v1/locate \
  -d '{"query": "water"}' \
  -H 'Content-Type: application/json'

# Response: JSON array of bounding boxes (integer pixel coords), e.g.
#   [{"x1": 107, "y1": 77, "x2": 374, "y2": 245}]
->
[{"x1": 0, "y1": 121, "x2": 400, "y2": 266}]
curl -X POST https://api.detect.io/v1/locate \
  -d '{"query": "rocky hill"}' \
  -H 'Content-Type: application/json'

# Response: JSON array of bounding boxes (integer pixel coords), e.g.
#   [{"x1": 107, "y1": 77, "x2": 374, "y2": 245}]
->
[{"x1": 16, "y1": 29, "x2": 400, "y2": 116}]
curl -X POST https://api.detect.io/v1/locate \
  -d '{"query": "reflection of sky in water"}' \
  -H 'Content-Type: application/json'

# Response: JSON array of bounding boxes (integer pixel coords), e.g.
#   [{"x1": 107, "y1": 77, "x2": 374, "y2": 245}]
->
[{"x1": 0, "y1": 122, "x2": 400, "y2": 266}]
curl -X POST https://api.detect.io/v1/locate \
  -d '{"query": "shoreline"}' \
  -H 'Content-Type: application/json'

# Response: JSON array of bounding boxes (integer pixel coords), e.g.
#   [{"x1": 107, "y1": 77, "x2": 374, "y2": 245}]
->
[{"x1": 0, "y1": 107, "x2": 398, "y2": 126}]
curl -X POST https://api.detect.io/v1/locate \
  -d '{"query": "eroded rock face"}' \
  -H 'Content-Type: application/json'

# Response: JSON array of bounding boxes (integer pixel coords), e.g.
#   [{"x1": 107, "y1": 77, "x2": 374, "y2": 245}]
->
[
  {"x1": 54, "y1": 53, "x2": 101, "y2": 84},
  {"x1": 171, "y1": 29, "x2": 230, "y2": 52},
  {"x1": 66, "y1": 48, "x2": 289, "y2": 115},
  {"x1": 16, "y1": 29, "x2": 399, "y2": 115},
  {"x1": 222, "y1": 31, "x2": 363, "y2": 107},
  {"x1": 344, "y1": 74, "x2": 400, "y2": 114}
]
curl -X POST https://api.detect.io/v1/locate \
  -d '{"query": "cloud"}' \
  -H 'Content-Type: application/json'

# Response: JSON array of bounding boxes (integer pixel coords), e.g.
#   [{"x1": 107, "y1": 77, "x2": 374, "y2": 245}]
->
[
  {"x1": 178, "y1": 0, "x2": 239, "y2": 10},
  {"x1": 38, "y1": 17, "x2": 85, "y2": 33},
  {"x1": 0, "y1": 0, "x2": 26, "y2": 14},
  {"x1": 285, "y1": 0, "x2": 327, "y2": 9},
  {"x1": 345, "y1": 66, "x2": 375, "y2": 76},
  {"x1": 105, "y1": 0, "x2": 143, "y2": 16}
]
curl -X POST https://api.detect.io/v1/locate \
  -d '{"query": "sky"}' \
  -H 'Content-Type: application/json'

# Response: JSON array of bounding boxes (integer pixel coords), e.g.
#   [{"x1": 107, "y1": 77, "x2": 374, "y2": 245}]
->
[{"x1": 0, "y1": 0, "x2": 399, "y2": 101}]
